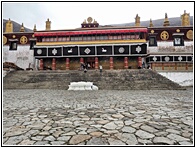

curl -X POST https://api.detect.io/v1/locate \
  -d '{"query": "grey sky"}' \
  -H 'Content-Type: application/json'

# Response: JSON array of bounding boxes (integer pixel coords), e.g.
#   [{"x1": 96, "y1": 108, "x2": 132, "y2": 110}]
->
[{"x1": 2, "y1": 2, "x2": 194, "y2": 31}]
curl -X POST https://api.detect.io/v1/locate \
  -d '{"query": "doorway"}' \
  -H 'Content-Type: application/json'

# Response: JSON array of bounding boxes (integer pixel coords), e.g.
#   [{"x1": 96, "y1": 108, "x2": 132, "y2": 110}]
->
[{"x1": 84, "y1": 57, "x2": 95, "y2": 69}]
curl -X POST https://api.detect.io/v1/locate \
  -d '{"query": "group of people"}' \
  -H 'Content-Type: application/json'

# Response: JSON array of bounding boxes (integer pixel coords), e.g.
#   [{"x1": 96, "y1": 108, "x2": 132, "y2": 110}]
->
[{"x1": 80, "y1": 62, "x2": 103, "y2": 73}]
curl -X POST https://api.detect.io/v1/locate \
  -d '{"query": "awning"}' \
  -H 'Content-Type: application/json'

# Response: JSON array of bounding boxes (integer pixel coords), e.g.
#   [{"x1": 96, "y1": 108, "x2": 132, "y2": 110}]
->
[{"x1": 34, "y1": 28, "x2": 147, "y2": 37}]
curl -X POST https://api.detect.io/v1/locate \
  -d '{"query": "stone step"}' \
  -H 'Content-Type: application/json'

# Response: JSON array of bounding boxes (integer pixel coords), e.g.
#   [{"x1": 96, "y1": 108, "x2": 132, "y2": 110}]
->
[{"x1": 3, "y1": 70, "x2": 184, "y2": 90}]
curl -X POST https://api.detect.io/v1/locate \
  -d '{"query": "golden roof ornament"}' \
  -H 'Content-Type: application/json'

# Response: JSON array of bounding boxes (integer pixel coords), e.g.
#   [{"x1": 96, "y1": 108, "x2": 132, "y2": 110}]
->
[
  {"x1": 20, "y1": 23, "x2": 25, "y2": 32},
  {"x1": 163, "y1": 13, "x2": 170, "y2": 26},
  {"x1": 149, "y1": 19, "x2": 154, "y2": 27},
  {"x1": 87, "y1": 17, "x2": 93, "y2": 24},
  {"x1": 181, "y1": 10, "x2": 190, "y2": 26},
  {"x1": 83, "y1": 19, "x2": 87, "y2": 24},
  {"x1": 5, "y1": 18, "x2": 13, "y2": 33},
  {"x1": 93, "y1": 19, "x2": 97, "y2": 24},
  {"x1": 33, "y1": 24, "x2": 37, "y2": 32},
  {"x1": 135, "y1": 14, "x2": 140, "y2": 26},
  {"x1": 46, "y1": 18, "x2": 51, "y2": 30}
]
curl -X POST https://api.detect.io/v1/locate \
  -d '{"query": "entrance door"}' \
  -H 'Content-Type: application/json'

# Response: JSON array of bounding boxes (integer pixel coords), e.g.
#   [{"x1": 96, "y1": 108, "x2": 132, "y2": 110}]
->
[{"x1": 84, "y1": 57, "x2": 95, "y2": 69}]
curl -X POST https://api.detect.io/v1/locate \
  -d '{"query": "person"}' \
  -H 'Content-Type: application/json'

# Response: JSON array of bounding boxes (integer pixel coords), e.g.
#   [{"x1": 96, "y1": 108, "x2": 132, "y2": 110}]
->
[
  {"x1": 99, "y1": 65, "x2": 103, "y2": 73},
  {"x1": 142, "y1": 62, "x2": 145, "y2": 69}
]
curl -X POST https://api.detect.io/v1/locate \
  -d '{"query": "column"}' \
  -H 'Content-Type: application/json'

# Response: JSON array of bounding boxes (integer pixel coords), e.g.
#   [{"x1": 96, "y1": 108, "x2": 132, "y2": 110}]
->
[
  {"x1": 80, "y1": 57, "x2": 84, "y2": 63},
  {"x1": 124, "y1": 57, "x2": 128, "y2": 69},
  {"x1": 110, "y1": 57, "x2": 113, "y2": 70},
  {"x1": 137, "y1": 57, "x2": 142, "y2": 68},
  {"x1": 52, "y1": 58, "x2": 56, "y2": 70},
  {"x1": 66, "y1": 58, "x2": 70, "y2": 70},
  {"x1": 39, "y1": 59, "x2": 43, "y2": 70},
  {"x1": 95, "y1": 57, "x2": 99, "y2": 69}
]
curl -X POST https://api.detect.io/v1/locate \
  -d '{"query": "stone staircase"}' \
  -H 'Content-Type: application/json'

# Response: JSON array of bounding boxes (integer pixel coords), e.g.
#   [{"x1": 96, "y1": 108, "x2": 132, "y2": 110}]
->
[{"x1": 3, "y1": 69, "x2": 184, "y2": 90}]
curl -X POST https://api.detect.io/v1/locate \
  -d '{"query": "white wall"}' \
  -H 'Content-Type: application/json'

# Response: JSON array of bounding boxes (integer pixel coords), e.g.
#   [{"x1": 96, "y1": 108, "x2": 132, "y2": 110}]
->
[
  {"x1": 158, "y1": 71, "x2": 193, "y2": 86},
  {"x1": 147, "y1": 41, "x2": 193, "y2": 53},
  {"x1": 3, "y1": 45, "x2": 35, "y2": 70}
]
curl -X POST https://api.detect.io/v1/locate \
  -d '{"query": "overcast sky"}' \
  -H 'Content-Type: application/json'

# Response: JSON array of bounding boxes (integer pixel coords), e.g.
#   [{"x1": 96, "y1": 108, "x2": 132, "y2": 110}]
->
[{"x1": 2, "y1": 2, "x2": 194, "y2": 31}]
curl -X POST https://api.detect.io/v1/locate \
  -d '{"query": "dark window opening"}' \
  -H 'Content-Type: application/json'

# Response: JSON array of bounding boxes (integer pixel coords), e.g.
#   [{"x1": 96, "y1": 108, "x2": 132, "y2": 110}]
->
[{"x1": 149, "y1": 36, "x2": 157, "y2": 46}]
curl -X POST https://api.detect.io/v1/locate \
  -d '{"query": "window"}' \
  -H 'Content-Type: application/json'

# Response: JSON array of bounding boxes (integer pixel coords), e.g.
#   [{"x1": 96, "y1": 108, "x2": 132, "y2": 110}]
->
[
  {"x1": 173, "y1": 33, "x2": 184, "y2": 46},
  {"x1": 174, "y1": 36, "x2": 184, "y2": 46},
  {"x1": 9, "y1": 42, "x2": 17, "y2": 50},
  {"x1": 149, "y1": 36, "x2": 157, "y2": 46}
]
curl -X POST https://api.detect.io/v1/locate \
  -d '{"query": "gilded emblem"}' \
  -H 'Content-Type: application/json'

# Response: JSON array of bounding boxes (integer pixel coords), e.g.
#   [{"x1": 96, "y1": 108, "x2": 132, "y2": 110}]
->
[
  {"x1": 176, "y1": 29, "x2": 180, "y2": 32},
  {"x1": 186, "y1": 30, "x2": 193, "y2": 40},
  {"x1": 3, "y1": 36, "x2": 7, "y2": 45},
  {"x1": 151, "y1": 30, "x2": 154, "y2": 33},
  {"x1": 87, "y1": 17, "x2": 93, "y2": 23},
  {"x1": 160, "y1": 31, "x2": 169, "y2": 40},
  {"x1": 12, "y1": 35, "x2": 16, "y2": 38},
  {"x1": 20, "y1": 36, "x2": 28, "y2": 44}
]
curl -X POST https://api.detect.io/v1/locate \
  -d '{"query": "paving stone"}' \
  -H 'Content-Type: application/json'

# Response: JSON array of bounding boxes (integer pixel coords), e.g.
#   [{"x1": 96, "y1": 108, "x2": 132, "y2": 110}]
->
[
  {"x1": 50, "y1": 141, "x2": 65, "y2": 145},
  {"x1": 102, "y1": 122, "x2": 117, "y2": 130},
  {"x1": 34, "y1": 141, "x2": 49, "y2": 145},
  {"x1": 104, "y1": 130, "x2": 119, "y2": 134},
  {"x1": 135, "y1": 130, "x2": 155, "y2": 139},
  {"x1": 140, "y1": 125, "x2": 158, "y2": 133},
  {"x1": 18, "y1": 139, "x2": 36, "y2": 145},
  {"x1": 63, "y1": 131, "x2": 76, "y2": 136},
  {"x1": 43, "y1": 135, "x2": 55, "y2": 141},
  {"x1": 115, "y1": 133, "x2": 138, "y2": 145},
  {"x1": 38, "y1": 131, "x2": 50, "y2": 136},
  {"x1": 166, "y1": 129, "x2": 181, "y2": 135},
  {"x1": 108, "y1": 138, "x2": 126, "y2": 145},
  {"x1": 31, "y1": 136, "x2": 44, "y2": 141},
  {"x1": 111, "y1": 114, "x2": 124, "y2": 119},
  {"x1": 4, "y1": 128, "x2": 29, "y2": 137},
  {"x1": 182, "y1": 132, "x2": 192, "y2": 138},
  {"x1": 53, "y1": 130, "x2": 64, "y2": 138},
  {"x1": 153, "y1": 137, "x2": 175, "y2": 145},
  {"x1": 138, "y1": 138, "x2": 152, "y2": 145},
  {"x1": 90, "y1": 131, "x2": 103, "y2": 137},
  {"x1": 96, "y1": 120, "x2": 110, "y2": 125},
  {"x1": 4, "y1": 135, "x2": 27, "y2": 145},
  {"x1": 124, "y1": 120, "x2": 135, "y2": 125},
  {"x1": 57, "y1": 136, "x2": 71, "y2": 141},
  {"x1": 69, "y1": 135, "x2": 91, "y2": 145},
  {"x1": 167, "y1": 134, "x2": 190, "y2": 142},
  {"x1": 86, "y1": 137, "x2": 108, "y2": 145},
  {"x1": 121, "y1": 126, "x2": 136, "y2": 133},
  {"x1": 179, "y1": 141, "x2": 193, "y2": 145}
]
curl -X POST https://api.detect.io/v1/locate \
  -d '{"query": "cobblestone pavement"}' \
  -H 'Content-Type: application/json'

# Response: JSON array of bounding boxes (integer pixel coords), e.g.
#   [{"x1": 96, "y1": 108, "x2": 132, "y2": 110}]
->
[{"x1": 3, "y1": 88, "x2": 193, "y2": 146}]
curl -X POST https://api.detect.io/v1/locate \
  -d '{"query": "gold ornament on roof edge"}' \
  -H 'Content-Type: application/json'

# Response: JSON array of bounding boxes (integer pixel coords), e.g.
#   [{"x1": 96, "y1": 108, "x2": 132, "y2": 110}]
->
[
  {"x1": 87, "y1": 17, "x2": 93, "y2": 23},
  {"x1": 186, "y1": 30, "x2": 193, "y2": 40},
  {"x1": 20, "y1": 36, "x2": 28, "y2": 44},
  {"x1": 176, "y1": 29, "x2": 180, "y2": 32},
  {"x1": 12, "y1": 35, "x2": 16, "y2": 38},
  {"x1": 3, "y1": 36, "x2": 7, "y2": 45},
  {"x1": 160, "y1": 31, "x2": 169, "y2": 40},
  {"x1": 151, "y1": 30, "x2": 154, "y2": 33}
]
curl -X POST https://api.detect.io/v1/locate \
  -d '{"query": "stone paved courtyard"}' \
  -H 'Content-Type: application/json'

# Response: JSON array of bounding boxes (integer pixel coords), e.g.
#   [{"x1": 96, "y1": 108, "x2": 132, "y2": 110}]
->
[{"x1": 3, "y1": 88, "x2": 193, "y2": 145}]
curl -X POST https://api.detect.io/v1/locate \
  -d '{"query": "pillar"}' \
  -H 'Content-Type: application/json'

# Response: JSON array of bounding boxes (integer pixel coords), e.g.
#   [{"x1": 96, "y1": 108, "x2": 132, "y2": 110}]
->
[
  {"x1": 95, "y1": 57, "x2": 99, "y2": 70},
  {"x1": 52, "y1": 58, "x2": 56, "y2": 70},
  {"x1": 39, "y1": 59, "x2": 43, "y2": 70},
  {"x1": 110, "y1": 57, "x2": 113, "y2": 70},
  {"x1": 80, "y1": 57, "x2": 84, "y2": 64},
  {"x1": 124, "y1": 57, "x2": 128, "y2": 69},
  {"x1": 137, "y1": 57, "x2": 142, "y2": 68},
  {"x1": 66, "y1": 58, "x2": 70, "y2": 70}
]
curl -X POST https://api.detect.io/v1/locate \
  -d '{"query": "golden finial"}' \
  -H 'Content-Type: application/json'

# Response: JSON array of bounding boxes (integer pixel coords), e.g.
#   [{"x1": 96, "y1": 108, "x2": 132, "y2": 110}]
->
[
  {"x1": 83, "y1": 19, "x2": 87, "y2": 24},
  {"x1": 5, "y1": 18, "x2": 13, "y2": 33},
  {"x1": 46, "y1": 18, "x2": 51, "y2": 30},
  {"x1": 149, "y1": 19, "x2": 154, "y2": 27},
  {"x1": 33, "y1": 24, "x2": 37, "y2": 32},
  {"x1": 135, "y1": 14, "x2": 140, "y2": 26},
  {"x1": 181, "y1": 10, "x2": 190, "y2": 26},
  {"x1": 20, "y1": 23, "x2": 25, "y2": 32},
  {"x1": 163, "y1": 13, "x2": 170, "y2": 26}
]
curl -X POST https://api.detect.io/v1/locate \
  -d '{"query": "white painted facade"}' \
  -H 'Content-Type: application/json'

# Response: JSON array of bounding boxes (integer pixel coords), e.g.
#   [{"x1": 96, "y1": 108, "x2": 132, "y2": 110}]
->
[
  {"x1": 3, "y1": 45, "x2": 35, "y2": 70},
  {"x1": 147, "y1": 41, "x2": 193, "y2": 53}
]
